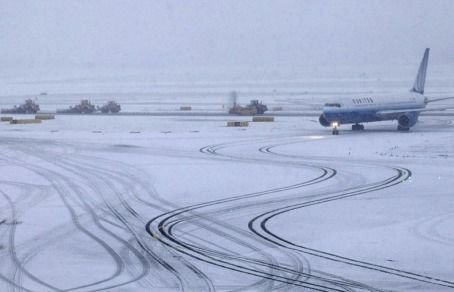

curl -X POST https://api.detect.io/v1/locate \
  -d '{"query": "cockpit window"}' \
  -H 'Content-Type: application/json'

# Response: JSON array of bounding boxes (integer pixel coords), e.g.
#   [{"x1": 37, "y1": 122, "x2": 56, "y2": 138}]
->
[{"x1": 324, "y1": 103, "x2": 341, "y2": 107}]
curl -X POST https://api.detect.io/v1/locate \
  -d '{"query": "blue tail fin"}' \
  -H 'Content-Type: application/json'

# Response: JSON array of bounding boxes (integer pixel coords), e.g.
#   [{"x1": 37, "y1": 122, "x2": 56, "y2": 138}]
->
[{"x1": 411, "y1": 48, "x2": 429, "y2": 94}]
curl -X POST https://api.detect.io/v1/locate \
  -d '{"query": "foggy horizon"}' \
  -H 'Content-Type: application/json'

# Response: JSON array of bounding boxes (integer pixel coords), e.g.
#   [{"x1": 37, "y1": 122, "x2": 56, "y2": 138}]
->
[{"x1": 1, "y1": 0, "x2": 454, "y2": 78}]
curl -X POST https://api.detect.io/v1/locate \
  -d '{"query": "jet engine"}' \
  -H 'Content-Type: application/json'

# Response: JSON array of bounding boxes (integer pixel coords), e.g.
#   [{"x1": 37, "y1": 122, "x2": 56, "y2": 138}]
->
[
  {"x1": 397, "y1": 112, "x2": 418, "y2": 130},
  {"x1": 319, "y1": 114, "x2": 330, "y2": 127}
]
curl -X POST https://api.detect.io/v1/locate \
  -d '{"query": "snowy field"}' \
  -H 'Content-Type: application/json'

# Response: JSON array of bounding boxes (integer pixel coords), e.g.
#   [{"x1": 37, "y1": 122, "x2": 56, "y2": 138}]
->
[
  {"x1": 0, "y1": 110, "x2": 453, "y2": 291},
  {"x1": 2, "y1": 1, "x2": 454, "y2": 290}
]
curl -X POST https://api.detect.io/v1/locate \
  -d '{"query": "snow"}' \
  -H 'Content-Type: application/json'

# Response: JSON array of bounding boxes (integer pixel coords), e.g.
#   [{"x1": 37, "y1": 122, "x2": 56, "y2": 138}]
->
[
  {"x1": 0, "y1": 105, "x2": 453, "y2": 291},
  {"x1": 2, "y1": 1, "x2": 454, "y2": 289}
]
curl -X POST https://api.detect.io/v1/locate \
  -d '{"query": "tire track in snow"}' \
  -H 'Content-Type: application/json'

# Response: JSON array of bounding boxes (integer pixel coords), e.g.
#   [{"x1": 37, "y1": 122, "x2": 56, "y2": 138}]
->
[
  {"x1": 60, "y1": 156, "x2": 209, "y2": 291},
  {"x1": 0, "y1": 139, "x2": 181, "y2": 291},
  {"x1": 12, "y1": 140, "x2": 195, "y2": 292},
  {"x1": 146, "y1": 140, "x2": 379, "y2": 291},
  {"x1": 252, "y1": 140, "x2": 454, "y2": 289}
]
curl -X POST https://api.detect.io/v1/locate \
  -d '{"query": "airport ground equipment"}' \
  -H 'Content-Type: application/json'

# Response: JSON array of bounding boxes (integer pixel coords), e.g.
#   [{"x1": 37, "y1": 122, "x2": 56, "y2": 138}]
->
[
  {"x1": 35, "y1": 114, "x2": 55, "y2": 120},
  {"x1": 252, "y1": 116, "x2": 274, "y2": 122},
  {"x1": 1, "y1": 99, "x2": 40, "y2": 114},
  {"x1": 98, "y1": 101, "x2": 121, "y2": 113},
  {"x1": 229, "y1": 99, "x2": 268, "y2": 116},
  {"x1": 227, "y1": 121, "x2": 249, "y2": 127},
  {"x1": 10, "y1": 118, "x2": 42, "y2": 124},
  {"x1": 58, "y1": 100, "x2": 96, "y2": 114}
]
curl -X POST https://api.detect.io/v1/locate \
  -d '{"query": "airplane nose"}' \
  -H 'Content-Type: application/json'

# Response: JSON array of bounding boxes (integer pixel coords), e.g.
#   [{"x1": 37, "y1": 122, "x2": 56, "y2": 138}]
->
[{"x1": 319, "y1": 114, "x2": 330, "y2": 127}]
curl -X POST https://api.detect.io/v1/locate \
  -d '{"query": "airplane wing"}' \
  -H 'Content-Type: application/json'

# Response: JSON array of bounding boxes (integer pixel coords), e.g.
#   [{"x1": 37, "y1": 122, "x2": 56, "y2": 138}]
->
[{"x1": 376, "y1": 106, "x2": 454, "y2": 117}]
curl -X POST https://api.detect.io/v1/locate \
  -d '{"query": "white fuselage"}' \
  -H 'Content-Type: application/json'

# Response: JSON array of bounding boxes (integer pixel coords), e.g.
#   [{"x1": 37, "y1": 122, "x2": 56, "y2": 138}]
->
[{"x1": 320, "y1": 93, "x2": 426, "y2": 126}]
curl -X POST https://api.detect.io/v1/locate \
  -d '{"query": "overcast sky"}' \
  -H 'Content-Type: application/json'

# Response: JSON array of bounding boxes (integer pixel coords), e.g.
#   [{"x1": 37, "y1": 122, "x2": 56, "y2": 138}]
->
[{"x1": 1, "y1": 0, "x2": 453, "y2": 73}]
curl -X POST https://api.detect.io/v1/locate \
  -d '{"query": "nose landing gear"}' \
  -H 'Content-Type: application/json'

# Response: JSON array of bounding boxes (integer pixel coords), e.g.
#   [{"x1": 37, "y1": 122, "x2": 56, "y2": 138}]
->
[{"x1": 331, "y1": 122, "x2": 340, "y2": 135}]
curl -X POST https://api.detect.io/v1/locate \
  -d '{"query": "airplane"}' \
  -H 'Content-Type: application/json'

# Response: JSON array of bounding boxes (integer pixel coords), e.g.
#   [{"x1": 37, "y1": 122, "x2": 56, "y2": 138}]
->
[{"x1": 318, "y1": 48, "x2": 454, "y2": 135}]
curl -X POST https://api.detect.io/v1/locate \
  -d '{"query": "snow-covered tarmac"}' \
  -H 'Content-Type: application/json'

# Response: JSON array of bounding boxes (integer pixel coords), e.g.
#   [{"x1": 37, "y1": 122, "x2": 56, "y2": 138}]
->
[{"x1": 0, "y1": 114, "x2": 453, "y2": 291}]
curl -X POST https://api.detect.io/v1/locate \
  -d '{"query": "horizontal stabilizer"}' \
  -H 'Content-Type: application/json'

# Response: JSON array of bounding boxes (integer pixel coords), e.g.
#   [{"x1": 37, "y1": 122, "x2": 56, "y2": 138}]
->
[
  {"x1": 376, "y1": 106, "x2": 454, "y2": 117},
  {"x1": 425, "y1": 96, "x2": 454, "y2": 103}
]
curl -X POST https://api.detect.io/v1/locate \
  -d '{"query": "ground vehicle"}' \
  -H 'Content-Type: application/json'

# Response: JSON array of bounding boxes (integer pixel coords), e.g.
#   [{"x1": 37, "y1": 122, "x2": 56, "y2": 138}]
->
[
  {"x1": 1, "y1": 99, "x2": 40, "y2": 114},
  {"x1": 98, "y1": 101, "x2": 121, "y2": 113},
  {"x1": 229, "y1": 99, "x2": 268, "y2": 115},
  {"x1": 57, "y1": 100, "x2": 96, "y2": 114}
]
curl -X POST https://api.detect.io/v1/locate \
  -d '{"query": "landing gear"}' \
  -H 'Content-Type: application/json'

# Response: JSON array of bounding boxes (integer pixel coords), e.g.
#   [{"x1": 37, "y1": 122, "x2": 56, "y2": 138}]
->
[
  {"x1": 397, "y1": 125, "x2": 410, "y2": 132},
  {"x1": 352, "y1": 123, "x2": 364, "y2": 131},
  {"x1": 331, "y1": 121, "x2": 340, "y2": 135}
]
